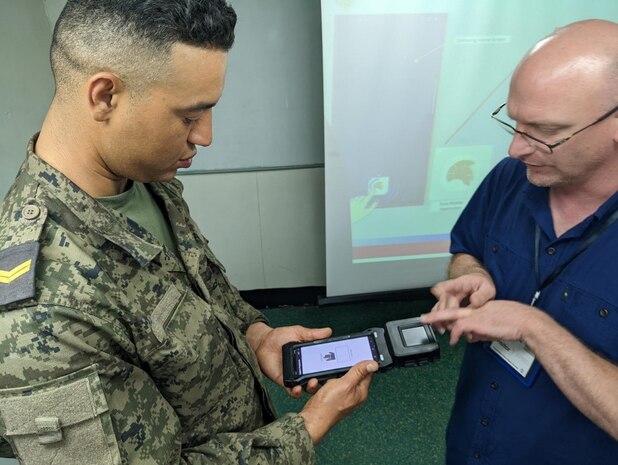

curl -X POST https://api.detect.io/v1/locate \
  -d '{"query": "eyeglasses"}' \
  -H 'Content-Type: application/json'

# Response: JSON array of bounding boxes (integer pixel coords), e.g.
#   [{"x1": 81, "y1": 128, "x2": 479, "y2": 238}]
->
[{"x1": 491, "y1": 102, "x2": 618, "y2": 153}]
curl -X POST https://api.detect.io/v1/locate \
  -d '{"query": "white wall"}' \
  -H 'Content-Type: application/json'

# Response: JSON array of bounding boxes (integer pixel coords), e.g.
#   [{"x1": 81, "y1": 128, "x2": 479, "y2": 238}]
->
[
  {"x1": 0, "y1": 0, "x2": 326, "y2": 293},
  {"x1": 180, "y1": 168, "x2": 325, "y2": 290},
  {"x1": 0, "y1": 0, "x2": 55, "y2": 199},
  {"x1": 42, "y1": 0, "x2": 66, "y2": 24},
  {"x1": 0, "y1": 3, "x2": 53, "y2": 462}
]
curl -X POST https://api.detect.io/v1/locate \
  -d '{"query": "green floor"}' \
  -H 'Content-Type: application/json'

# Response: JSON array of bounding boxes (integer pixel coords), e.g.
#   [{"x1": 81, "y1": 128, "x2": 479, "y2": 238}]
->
[{"x1": 262, "y1": 300, "x2": 465, "y2": 465}]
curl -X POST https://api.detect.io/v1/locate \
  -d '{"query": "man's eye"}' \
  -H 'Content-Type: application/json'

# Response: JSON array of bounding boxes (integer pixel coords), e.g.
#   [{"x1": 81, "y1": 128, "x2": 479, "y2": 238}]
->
[
  {"x1": 183, "y1": 117, "x2": 199, "y2": 126},
  {"x1": 534, "y1": 126, "x2": 563, "y2": 137}
]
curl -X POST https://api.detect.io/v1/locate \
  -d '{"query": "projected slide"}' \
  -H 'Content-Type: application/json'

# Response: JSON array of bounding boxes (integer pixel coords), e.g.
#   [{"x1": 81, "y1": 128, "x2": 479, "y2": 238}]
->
[
  {"x1": 323, "y1": 0, "x2": 618, "y2": 297},
  {"x1": 333, "y1": 14, "x2": 445, "y2": 210},
  {"x1": 332, "y1": 13, "x2": 452, "y2": 263}
]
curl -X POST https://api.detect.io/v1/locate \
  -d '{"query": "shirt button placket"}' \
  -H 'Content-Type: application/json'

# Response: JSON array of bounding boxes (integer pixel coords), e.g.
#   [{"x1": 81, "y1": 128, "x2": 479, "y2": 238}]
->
[{"x1": 471, "y1": 381, "x2": 499, "y2": 462}]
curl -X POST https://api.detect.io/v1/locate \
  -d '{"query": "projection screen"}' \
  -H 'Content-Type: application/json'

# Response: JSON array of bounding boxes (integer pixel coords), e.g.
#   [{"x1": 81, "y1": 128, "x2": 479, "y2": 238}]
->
[{"x1": 322, "y1": 0, "x2": 618, "y2": 298}]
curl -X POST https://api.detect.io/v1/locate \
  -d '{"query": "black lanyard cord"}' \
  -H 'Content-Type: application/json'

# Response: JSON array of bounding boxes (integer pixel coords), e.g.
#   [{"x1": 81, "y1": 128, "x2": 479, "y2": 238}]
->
[{"x1": 533, "y1": 208, "x2": 618, "y2": 301}]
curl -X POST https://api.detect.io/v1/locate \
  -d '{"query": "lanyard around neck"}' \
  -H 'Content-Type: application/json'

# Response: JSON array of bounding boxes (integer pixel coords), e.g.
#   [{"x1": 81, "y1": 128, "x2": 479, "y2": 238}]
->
[{"x1": 532, "y1": 208, "x2": 618, "y2": 305}]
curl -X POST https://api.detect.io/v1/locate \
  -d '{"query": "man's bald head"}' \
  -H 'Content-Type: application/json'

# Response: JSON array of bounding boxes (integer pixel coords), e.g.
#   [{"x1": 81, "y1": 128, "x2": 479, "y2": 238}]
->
[
  {"x1": 505, "y1": 20, "x2": 618, "y2": 191},
  {"x1": 513, "y1": 20, "x2": 618, "y2": 105}
]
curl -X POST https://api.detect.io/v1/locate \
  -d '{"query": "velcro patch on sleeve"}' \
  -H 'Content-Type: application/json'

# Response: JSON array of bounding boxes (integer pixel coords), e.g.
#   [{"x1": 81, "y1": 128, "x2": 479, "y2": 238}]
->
[{"x1": 0, "y1": 241, "x2": 40, "y2": 306}]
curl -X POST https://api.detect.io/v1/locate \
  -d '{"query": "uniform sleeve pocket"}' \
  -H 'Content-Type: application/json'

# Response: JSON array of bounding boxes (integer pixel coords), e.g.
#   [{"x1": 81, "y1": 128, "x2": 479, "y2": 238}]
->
[{"x1": 0, "y1": 365, "x2": 121, "y2": 465}]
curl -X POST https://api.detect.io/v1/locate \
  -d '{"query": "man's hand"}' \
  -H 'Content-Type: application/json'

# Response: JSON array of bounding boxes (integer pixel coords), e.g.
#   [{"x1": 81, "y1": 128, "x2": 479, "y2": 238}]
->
[
  {"x1": 246, "y1": 322, "x2": 332, "y2": 398},
  {"x1": 421, "y1": 300, "x2": 540, "y2": 345},
  {"x1": 300, "y1": 360, "x2": 378, "y2": 445},
  {"x1": 350, "y1": 193, "x2": 378, "y2": 223},
  {"x1": 428, "y1": 273, "x2": 496, "y2": 334}
]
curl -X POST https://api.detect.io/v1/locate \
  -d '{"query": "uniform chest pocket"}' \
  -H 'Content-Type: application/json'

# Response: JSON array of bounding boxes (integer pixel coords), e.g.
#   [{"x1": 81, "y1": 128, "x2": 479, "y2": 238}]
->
[
  {"x1": 0, "y1": 366, "x2": 121, "y2": 465},
  {"x1": 142, "y1": 284, "x2": 231, "y2": 378},
  {"x1": 140, "y1": 283, "x2": 243, "y2": 417},
  {"x1": 482, "y1": 236, "x2": 536, "y2": 301},
  {"x1": 142, "y1": 283, "x2": 201, "y2": 371}
]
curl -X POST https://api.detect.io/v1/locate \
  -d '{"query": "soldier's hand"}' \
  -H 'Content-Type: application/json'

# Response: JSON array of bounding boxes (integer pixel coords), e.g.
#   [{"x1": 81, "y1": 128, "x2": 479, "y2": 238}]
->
[
  {"x1": 300, "y1": 360, "x2": 377, "y2": 445},
  {"x1": 247, "y1": 323, "x2": 332, "y2": 397}
]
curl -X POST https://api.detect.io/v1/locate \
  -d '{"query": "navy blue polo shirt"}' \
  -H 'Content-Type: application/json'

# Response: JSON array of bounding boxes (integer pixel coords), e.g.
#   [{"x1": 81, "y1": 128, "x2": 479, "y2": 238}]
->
[{"x1": 447, "y1": 157, "x2": 618, "y2": 465}]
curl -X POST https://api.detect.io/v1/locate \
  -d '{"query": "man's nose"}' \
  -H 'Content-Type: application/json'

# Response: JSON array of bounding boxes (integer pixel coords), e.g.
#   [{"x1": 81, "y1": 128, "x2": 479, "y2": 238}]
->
[
  {"x1": 188, "y1": 112, "x2": 213, "y2": 147},
  {"x1": 508, "y1": 132, "x2": 536, "y2": 159}
]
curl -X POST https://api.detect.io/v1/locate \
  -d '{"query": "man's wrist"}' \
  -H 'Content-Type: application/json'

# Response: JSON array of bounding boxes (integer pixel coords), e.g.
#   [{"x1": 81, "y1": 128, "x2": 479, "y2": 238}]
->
[
  {"x1": 520, "y1": 307, "x2": 552, "y2": 350},
  {"x1": 467, "y1": 268, "x2": 493, "y2": 282},
  {"x1": 299, "y1": 407, "x2": 331, "y2": 446},
  {"x1": 245, "y1": 322, "x2": 271, "y2": 352}
]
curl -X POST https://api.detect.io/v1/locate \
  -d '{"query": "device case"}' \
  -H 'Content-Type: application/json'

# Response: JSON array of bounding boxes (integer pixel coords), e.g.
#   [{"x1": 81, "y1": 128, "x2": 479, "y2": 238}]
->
[
  {"x1": 385, "y1": 317, "x2": 440, "y2": 367},
  {"x1": 283, "y1": 328, "x2": 393, "y2": 387}
]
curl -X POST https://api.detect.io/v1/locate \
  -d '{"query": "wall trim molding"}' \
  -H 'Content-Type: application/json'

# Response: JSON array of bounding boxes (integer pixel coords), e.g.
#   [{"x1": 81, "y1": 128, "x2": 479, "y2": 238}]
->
[
  {"x1": 240, "y1": 286, "x2": 433, "y2": 309},
  {"x1": 178, "y1": 164, "x2": 324, "y2": 176}
]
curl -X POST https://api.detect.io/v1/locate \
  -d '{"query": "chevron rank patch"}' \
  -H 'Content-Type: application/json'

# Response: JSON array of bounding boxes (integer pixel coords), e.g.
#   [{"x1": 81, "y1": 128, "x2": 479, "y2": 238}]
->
[{"x1": 0, "y1": 241, "x2": 40, "y2": 306}]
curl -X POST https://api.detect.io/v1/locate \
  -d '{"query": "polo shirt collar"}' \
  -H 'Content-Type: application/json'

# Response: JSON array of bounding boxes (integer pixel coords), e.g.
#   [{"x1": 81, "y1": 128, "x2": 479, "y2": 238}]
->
[{"x1": 522, "y1": 180, "x2": 618, "y2": 241}]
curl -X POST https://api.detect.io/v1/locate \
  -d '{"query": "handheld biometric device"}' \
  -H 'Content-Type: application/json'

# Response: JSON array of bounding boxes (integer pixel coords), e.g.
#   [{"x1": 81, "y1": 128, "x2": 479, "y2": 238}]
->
[{"x1": 282, "y1": 317, "x2": 439, "y2": 387}]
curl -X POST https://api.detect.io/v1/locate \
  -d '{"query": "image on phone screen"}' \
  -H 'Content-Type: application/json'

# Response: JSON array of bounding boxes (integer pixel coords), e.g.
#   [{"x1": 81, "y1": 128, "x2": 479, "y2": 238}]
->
[{"x1": 298, "y1": 335, "x2": 377, "y2": 375}]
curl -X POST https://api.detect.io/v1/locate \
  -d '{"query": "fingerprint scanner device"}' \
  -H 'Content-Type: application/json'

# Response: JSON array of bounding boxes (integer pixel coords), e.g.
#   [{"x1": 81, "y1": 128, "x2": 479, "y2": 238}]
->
[
  {"x1": 385, "y1": 317, "x2": 440, "y2": 367},
  {"x1": 283, "y1": 317, "x2": 439, "y2": 387}
]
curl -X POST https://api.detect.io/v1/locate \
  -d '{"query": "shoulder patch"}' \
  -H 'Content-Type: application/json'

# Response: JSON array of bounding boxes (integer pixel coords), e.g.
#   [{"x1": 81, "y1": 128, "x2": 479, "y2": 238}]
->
[{"x1": 0, "y1": 241, "x2": 39, "y2": 306}]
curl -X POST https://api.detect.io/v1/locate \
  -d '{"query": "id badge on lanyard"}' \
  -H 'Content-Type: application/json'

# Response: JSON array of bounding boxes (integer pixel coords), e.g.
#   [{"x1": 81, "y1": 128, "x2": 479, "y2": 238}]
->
[
  {"x1": 487, "y1": 292, "x2": 541, "y2": 387},
  {"x1": 488, "y1": 208, "x2": 618, "y2": 387}
]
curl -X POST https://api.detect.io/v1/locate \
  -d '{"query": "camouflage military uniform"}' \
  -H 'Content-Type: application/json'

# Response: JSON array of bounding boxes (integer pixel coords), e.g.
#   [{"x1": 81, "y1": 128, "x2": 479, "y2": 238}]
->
[{"x1": 0, "y1": 137, "x2": 315, "y2": 464}]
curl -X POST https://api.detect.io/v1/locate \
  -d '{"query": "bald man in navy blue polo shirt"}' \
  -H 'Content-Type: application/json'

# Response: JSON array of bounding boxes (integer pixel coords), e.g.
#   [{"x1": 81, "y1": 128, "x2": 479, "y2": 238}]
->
[{"x1": 422, "y1": 19, "x2": 618, "y2": 465}]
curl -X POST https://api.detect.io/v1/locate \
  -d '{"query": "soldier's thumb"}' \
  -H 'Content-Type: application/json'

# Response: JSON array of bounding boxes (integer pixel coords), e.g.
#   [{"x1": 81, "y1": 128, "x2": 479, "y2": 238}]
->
[{"x1": 346, "y1": 360, "x2": 378, "y2": 385}]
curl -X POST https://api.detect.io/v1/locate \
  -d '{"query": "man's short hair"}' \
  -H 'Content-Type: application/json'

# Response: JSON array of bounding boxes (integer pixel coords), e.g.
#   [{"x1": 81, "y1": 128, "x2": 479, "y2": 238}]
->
[{"x1": 50, "y1": 0, "x2": 237, "y2": 97}]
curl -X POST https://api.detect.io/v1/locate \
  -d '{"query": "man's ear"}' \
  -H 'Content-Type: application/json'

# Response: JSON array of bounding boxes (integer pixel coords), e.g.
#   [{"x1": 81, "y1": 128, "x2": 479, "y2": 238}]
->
[{"x1": 87, "y1": 73, "x2": 124, "y2": 122}]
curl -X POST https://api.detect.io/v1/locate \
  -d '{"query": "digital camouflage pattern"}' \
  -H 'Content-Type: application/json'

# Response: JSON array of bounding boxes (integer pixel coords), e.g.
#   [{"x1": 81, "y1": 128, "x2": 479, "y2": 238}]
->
[{"x1": 0, "y1": 136, "x2": 315, "y2": 464}]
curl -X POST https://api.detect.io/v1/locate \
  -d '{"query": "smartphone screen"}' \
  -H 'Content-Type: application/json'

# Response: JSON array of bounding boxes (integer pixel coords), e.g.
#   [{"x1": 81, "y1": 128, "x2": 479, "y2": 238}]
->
[{"x1": 296, "y1": 335, "x2": 379, "y2": 376}]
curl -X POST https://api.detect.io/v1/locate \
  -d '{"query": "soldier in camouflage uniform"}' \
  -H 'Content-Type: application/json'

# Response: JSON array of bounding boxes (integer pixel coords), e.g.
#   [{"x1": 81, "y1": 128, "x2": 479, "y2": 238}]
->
[{"x1": 0, "y1": 1, "x2": 378, "y2": 463}]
